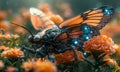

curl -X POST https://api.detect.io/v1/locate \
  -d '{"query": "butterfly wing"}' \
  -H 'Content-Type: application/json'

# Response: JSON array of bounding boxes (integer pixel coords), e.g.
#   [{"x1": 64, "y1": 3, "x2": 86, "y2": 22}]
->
[
  {"x1": 30, "y1": 8, "x2": 56, "y2": 31},
  {"x1": 59, "y1": 6, "x2": 114, "y2": 30},
  {"x1": 56, "y1": 6, "x2": 114, "y2": 43}
]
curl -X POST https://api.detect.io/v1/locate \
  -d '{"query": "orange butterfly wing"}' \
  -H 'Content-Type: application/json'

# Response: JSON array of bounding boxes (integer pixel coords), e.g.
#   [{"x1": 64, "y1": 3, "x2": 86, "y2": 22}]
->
[
  {"x1": 59, "y1": 6, "x2": 113, "y2": 30},
  {"x1": 57, "y1": 6, "x2": 114, "y2": 42},
  {"x1": 30, "y1": 8, "x2": 56, "y2": 31},
  {"x1": 30, "y1": 14, "x2": 42, "y2": 30},
  {"x1": 59, "y1": 15, "x2": 83, "y2": 28}
]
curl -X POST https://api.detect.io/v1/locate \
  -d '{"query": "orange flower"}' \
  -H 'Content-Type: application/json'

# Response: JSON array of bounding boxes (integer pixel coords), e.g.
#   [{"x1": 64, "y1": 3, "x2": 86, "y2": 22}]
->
[
  {"x1": 57, "y1": 3, "x2": 73, "y2": 18},
  {"x1": 38, "y1": 3, "x2": 52, "y2": 12},
  {"x1": 0, "y1": 34, "x2": 19, "y2": 39},
  {"x1": 22, "y1": 60, "x2": 33, "y2": 72},
  {"x1": 14, "y1": 27, "x2": 25, "y2": 34},
  {"x1": 103, "y1": 55, "x2": 110, "y2": 61},
  {"x1": 54, "y1": 50, "x2": 84, "y2": 65},
  {"x1": 4, "y1": 34, "x2": 11, "y2": 40},
  {"x1": 104, "y1": 57, "x2": 118, "y2": 67},
  {"x1": 113, "y1": 44, "x2": 120, "y2": 55},
  {"x1": 22, "y1": 59, "x2": 57, "y2": 72},
  {"x1": 0, "y1": 34, "x2": 3, "y2": 38},
  {"x1": 0, "y1": 34, "x2": 4, "y2": 38},
  {"x1": 103, "y1": 55, "x2": 118, "y2": 67},
  {"x1": 10, "y1": 15, "x2": 25, "y2": 34},
  {"x1": 0, "y1": 21, "x2": 9, "y2": 31},
  {"x1": 0, "y1": 45, "x2": 8, "y2": 51},
  {"x1": 33, "y1": 59, "x2": 57, "y2": 72},
  {"x1": 13, "y1": 34, "x2": 19, "y2": 39},
  {"x1": 0, "y1": 60, "x2": 4, "y2": 69},
  {"x1": 0, "y1": 10, "x2": 7, "y2": 20},
  {"x1": 83, "y1": 35, "x2": 115, "y2": 55},
  {"x1": 10, "y1": 15, "x2": 24, "y2": 25},
  {"x1": 117, "y1": 70, "x2": 120, "y2": 72},
  {"x1": 107, "y1": 59, "x2": 118, "y2": 67},
  {"x1": 6, "y1": 66, "x2": 15, "y2": 72},
  {"x1": 38, "y1": 3, "x2": 55, "y2": 17},
  {"x1": 20, "y1": 8, "x2": 30, "y2": 21},
  {"x1": 1, "y1": 48, "x2": 24, "y2": 58}
]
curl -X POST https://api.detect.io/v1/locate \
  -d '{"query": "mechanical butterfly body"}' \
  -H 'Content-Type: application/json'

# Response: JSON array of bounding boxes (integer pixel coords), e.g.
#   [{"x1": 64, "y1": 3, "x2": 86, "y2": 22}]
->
[{"x1": 27, "y1": 6, "x2": 114, "y2": 57}]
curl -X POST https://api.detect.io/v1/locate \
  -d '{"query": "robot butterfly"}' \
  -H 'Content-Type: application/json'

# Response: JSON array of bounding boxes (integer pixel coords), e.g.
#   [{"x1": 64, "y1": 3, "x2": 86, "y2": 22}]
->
[{"x1": 12, "y1": 6, "x2": 114, "y2": 59}]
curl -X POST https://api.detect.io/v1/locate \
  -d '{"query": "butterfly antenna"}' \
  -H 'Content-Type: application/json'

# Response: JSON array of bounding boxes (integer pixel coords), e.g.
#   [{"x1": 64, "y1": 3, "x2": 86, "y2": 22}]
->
[{"x1": 11, "y1": 22, "x2": 34, "y2": 37}]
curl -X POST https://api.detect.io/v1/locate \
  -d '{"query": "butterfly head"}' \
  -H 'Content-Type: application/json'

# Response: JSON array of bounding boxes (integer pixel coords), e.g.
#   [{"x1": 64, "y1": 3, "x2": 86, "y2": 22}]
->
[
  {"x1": 28, "y1": 34, "x2": 41, "y2": 43},
  {"x1": 102, "y1": 6, "x2": 113, "y2": 15}
]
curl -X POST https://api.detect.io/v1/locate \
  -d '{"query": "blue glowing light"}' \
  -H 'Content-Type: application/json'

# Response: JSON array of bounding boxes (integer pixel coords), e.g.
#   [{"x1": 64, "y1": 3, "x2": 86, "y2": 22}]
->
[
  {"x1": 103, "y1": 7, "x2": 111, "y2": 15},
  {"x1": 73, "y1": 38, "x2": 79, "y2": 45},
  {"x1": 82, "y1": 34, "x2": 90, "y2": 41},
  {"x1": 74, "y1": 40, "x2": 78, "y2": 45},
  {"x1": 90, "y1": 30, "x2": 93, "y2": 33},
  {"x1": 83, "y1": 52, "x2": 87, "y2": 56},
  {"x1": 85, "y1": 36, "x2": 90, "y2": 40},
  {"x1": 83, "y1": 25, "x2": 90, "y2": 33},
  {"x1": 83, "y1": 52, "x2": 90, "y2": 57}
]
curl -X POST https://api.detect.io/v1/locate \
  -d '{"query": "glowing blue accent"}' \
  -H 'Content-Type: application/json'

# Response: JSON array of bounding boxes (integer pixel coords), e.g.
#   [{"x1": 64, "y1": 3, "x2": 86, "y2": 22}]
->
[
  {"x1": 74, "y1": 41, "x2": 78, "y2": 45},
  {"x1": 85, "y1": 36, "x2": 90, "y2": 40},
  {"x1": 103, "y1": 7, "x2": 111, "y2": 15},
  {"x1": 73, "y1": 38, "x2": 79, "y2": 45},
  {"x1": 83, "y1": 25, "x2": 90, "y2": 33},
  {"x1": 83, "y1": 52, "x2": 87, "y2": 56},
  {"x1": 90, "y1": 30, "x2": 93, "y2": 33},
  {"x1": 82, "y1": 34, "x2": 90, "y2": 41}
]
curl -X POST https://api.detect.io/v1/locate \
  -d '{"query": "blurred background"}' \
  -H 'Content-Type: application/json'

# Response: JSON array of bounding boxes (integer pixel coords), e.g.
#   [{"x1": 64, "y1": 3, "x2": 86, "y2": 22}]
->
[
  {"x1": 0, "y1": 0, "x2": 120, "y2": 43},
  {"x1": 0, "y1": 0, "x2": 120, "y2": 14}
]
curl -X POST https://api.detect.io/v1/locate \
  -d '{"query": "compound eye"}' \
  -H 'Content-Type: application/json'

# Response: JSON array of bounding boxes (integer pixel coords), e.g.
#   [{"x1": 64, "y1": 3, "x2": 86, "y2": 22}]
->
[
  {"x1": 34, "y1": 35, "x2": 41, "y2": 41},
  {"x1": 28, "y1": 35, "x2": 31, "y2": 39},
  {"x1": 28, "y1": 35, "x2": 34, "y2": 42},
  {"x1": 28, "y1": 35, "x2": 33, "y2": 39}
]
